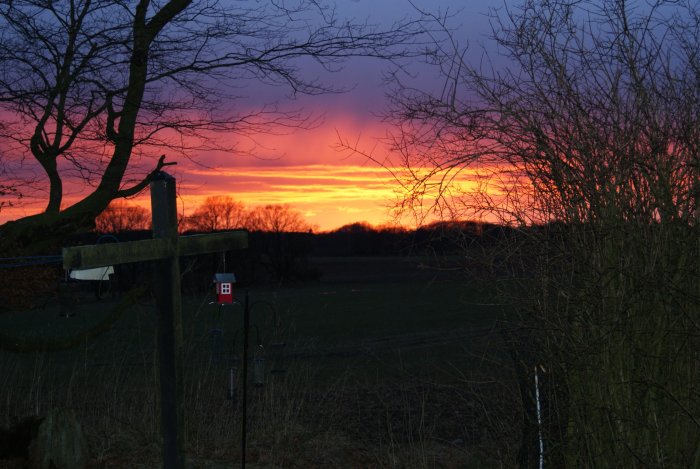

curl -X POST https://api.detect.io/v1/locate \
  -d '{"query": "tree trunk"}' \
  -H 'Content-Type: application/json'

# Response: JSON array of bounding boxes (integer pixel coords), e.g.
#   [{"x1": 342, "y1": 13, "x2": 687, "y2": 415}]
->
[{"x1": 45, "y1": 169, "x2": 63, "y2": 214}]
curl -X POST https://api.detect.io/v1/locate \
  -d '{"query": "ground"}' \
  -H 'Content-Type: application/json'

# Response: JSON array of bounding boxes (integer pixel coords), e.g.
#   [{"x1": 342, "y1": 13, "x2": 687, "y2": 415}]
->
[{"x1": 0, "y1": 256, "x2": 520, "y2": 468}]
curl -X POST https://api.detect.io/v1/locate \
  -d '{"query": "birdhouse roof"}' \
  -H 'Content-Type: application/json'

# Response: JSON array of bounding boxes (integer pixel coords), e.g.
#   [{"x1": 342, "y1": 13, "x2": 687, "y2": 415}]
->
[{"x1": 213, "y1": 273, "x2": 236, "y2": 283}]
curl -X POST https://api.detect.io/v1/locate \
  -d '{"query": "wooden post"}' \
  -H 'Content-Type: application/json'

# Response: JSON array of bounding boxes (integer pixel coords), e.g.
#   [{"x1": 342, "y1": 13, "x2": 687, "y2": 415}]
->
[
  {"x1": 241, "y1": 290, "x2": 250, "y2": 469},
  {"x1": 150, "y1": 172, "x2": 185, "y2": 469}
]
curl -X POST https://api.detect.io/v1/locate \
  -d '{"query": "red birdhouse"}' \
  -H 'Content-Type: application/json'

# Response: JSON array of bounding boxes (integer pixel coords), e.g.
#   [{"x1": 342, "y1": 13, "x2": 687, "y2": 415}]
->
[{"x1": 213, "y1": 273, "x2": 236, "y2": 304}]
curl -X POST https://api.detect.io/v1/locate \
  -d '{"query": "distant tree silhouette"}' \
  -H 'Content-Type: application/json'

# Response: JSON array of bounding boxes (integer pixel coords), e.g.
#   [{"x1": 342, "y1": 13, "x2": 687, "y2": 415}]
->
[
  {"x1": 334, "y1": 221, "x2": 375, "y2": 234},
  {"x1": 320, "y1": 221, "x2": 415, "y2": 256},
  {"x1": 94, "y1": 200, "x2": 150, "y2": 233},
  {"x1": 374, "y1": 223, "x2": 408, "y2": 235},
  {"x1": 246, "y1": 204, "x2": 313, "y2": 233},
  {"x1": 185, "y1": 196, "x2": 247, "y2": 232},
  {"x1": 244, "y1": 204, "x2": 313, "y2": 282}
]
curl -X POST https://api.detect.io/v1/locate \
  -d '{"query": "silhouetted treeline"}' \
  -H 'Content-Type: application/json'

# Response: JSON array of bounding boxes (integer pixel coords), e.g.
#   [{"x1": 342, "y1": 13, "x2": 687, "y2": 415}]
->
[
  {"x1": 0, "y1": 220, "x2": 545, "y2": 309},
  {"x1": 68, "y1": 220, "x2": 513, "y2": 256},
  {"x1": 53, "y1": 221, "x2": 518, "y2": 294},
  {"x1": 313, "y1": 221, "x2": 513, "y2": 256}
]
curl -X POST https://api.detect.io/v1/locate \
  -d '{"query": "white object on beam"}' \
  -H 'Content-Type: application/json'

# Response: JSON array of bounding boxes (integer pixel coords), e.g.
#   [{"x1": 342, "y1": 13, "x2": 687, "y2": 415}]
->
[{"x1": 69, "y1": 266, "x2": 114, "y2": 281}]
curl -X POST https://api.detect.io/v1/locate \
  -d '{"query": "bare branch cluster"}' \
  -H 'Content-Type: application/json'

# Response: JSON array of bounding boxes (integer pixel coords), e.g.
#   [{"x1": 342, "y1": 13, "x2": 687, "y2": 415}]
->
[
  {"x1": 382, "y1": 0, "x2": 700, "y2": 227},
  {"x1": 371, "y1": 1, "x2": 700, "y2": 466}
]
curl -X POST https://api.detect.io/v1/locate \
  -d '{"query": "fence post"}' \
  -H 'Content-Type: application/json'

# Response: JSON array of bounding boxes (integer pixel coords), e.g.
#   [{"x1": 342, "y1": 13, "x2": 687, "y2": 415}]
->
[{"x1": 150, "y1": 172, "x2": 185, "y2": 469}]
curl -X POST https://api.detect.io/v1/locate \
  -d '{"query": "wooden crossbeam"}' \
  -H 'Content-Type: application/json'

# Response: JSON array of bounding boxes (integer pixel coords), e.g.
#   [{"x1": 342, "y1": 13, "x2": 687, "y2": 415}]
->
[
  {"x1": 63, "y1": 238, "x2": 172, "y2": 269},
  {"x1": 62, "y1": 230, "x2": 248, "y2": 270}
]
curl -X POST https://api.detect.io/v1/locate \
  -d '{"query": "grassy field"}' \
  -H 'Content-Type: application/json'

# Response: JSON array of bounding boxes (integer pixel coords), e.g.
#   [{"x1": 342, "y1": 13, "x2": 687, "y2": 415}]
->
[{"x1": 0, "y1": 257, "x2": 518, "y2": 467}]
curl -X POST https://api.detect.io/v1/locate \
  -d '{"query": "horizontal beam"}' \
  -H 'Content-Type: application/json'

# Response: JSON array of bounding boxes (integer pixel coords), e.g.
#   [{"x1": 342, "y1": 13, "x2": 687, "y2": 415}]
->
[
  {"x1": 179, "y1": 231, "x2": 248, "y2": 257},
  {"x1": 63, "y1": 230, "x2": 248, "y2": 269},
  {"x1": 63, "y1": 238, "x2": 175, "y2": 269}
]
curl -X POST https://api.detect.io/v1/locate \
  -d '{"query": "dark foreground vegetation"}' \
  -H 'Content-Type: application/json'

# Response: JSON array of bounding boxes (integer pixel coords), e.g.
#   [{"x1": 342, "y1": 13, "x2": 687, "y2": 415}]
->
[
  {"x1": 0, "y1": 235, "x2": 516, "y2": 468},
  {"x1": 0, "y1": 220, "x2": 503, "y2": 311},
  {"x1": 1, "y1": 217, "x2": 698, "y2": 468}
]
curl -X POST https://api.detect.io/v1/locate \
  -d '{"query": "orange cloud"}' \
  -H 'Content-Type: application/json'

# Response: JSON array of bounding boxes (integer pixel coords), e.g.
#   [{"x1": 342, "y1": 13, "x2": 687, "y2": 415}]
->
[
  {"x1": 178, "y1": 164, "x2": 400, "y2": 230},
  {"x1": 175, "y1": 161, "x2": 490, "y2": 230}
]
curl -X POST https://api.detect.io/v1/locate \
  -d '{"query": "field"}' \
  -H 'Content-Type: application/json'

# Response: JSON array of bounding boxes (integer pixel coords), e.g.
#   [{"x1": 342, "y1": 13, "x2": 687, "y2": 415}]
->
[{"x1": 0, "y1": 257, "x2": 519, "y2": 468}]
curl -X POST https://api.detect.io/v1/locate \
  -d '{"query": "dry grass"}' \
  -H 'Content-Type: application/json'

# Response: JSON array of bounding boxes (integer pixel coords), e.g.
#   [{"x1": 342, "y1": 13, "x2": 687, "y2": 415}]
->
[
  {"x1": 0, "y1": 269, "x2": 518, "y2": 468},
  {"x1": 0, "y1": 334, "x2": 514, "y2": 468}
]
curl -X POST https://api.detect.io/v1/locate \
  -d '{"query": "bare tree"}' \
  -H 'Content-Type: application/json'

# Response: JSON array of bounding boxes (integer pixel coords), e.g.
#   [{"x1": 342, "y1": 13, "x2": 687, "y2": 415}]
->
[
  {"x1": 351, "y1": 0, "x2": 700, "y2": 466},
  {"x1": 246, "y1": 204, "x2": 313, "y2": 233},
  {"x1": 0, "y1": 0, "x2": 425, "y2": 251},
  {"x1": 184, "y1": 195, "x2": 246, "y2": 232},
  {"x1": 94, "y1": 200, "x2": 150, "y2": 233},
  {"x1": 246, "y1": 203, "x2": 314, "y2": 281}
]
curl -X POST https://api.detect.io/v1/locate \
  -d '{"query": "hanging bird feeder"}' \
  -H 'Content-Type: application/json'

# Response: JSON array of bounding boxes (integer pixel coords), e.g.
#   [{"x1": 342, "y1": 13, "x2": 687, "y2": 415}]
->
[{"x1": 213, "y1": 272, "x2": 236, "y2": 305}]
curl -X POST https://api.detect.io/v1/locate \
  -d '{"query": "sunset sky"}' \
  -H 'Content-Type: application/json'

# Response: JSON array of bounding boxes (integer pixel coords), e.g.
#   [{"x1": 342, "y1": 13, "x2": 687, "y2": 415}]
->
[{"x1": 1, "y1": 0, "x2": 502, "y2": 232}]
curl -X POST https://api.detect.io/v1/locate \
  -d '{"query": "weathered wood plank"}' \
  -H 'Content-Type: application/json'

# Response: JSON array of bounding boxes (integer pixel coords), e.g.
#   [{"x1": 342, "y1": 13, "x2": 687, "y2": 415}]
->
[
  {"x1": 178, "y1": 230, "x2": 248, "y2": 256},
  {"x1": 62, "y1": 238, "x2": 174, "y2": 269},
  {"x1": 62, "y1": 230, "x2": 248, "y2": 269}
]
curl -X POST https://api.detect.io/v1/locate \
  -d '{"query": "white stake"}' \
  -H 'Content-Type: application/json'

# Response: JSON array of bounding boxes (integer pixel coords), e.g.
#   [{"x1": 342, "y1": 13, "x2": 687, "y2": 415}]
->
[{"x1": 535, "y1": 365, "x2": 544, "y2": 469}]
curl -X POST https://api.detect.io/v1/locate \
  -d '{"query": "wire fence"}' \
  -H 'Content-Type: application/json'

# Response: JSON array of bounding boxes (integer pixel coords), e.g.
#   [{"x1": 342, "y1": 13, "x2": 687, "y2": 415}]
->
[
  {"x1": 0, "y1": 256, "x2": 522, "y2": 467},
  {"x1": 0, "y1": 255, "x2": 63, "y2": 269}
]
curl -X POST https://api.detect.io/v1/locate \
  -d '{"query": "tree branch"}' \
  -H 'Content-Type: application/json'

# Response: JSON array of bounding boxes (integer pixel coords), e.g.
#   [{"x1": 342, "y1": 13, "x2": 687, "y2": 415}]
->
[{"x1": 116, "y1": 154, "x2": 176, "y2": 198}]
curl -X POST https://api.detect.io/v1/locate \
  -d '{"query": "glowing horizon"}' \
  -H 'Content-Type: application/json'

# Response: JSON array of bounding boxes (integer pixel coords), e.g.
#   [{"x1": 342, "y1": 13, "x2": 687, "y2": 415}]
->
[
  {"x1": 1, "y1": 160, "x2": 494, "y2": 232},
  {"x1": 0, "y1": 108, "x2": 501, "y2": 232}
]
